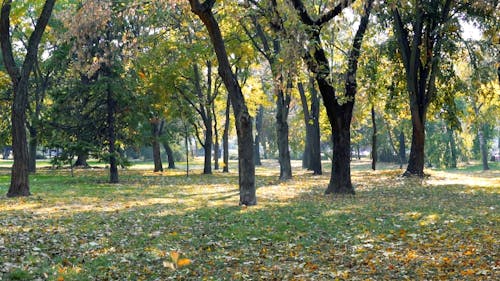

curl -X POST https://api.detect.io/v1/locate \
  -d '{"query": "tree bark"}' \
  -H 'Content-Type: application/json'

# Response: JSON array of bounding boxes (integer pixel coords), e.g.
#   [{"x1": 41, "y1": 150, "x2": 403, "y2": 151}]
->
[
  {"x1": 75, "y1": 152, "x2": 89, "y2": 167},
  {"x1": 151, "y1": 119, "x2": 163, "y2": 172},
  {"x1": 478, "y1": 125, "x2": 490, "y2": 171},
  {"x1": 1, "y1": 0, "x2": 56, "y2": 197},
  {"x1": 213, "y1": 102, "x2": 220, "y2": 170},
  {"x1": 223, "y1": 96, "x2": 230, "y2": 173},
  {"x1": 190, "y1": 0, "x2": 256, "y2": 205},
  {"x1": 298, "y1": 78, "x2": 322, "y2": 174},
  {"x1": 276, "y1": 86, "x2": 292, "y2": 180},
  {"x1": 447, "y1": 127, "x2": 457, "y2": 168},
  {"x1": 371, "y1": 106, "x2": 377, "y2": 170},
  {"x1": 254, "y1": 106, "x2": 263, "y2": 166},
  {"x1": 162, "y1": 142, "x2": 176, "y2": 169}
]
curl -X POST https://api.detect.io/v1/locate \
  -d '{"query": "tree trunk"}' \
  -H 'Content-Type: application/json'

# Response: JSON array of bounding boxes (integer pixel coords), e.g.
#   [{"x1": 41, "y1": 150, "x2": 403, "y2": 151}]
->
[
  {"x1": 254, "y1": 106, "x2": 263, "y2": 166},
  {"x1": 190, "y1": 0, "x2": 256, "y2": 205},
  {"x1": 223, "y1": 96, "x2": 230, "y2": 173},
  {"x1": 399, "y1": 131, "x2": 406, "y2": 169},
  {"x1": 162, "y1": 142, "x2": 176, "y2": 169},
  {"x1": 447, "y1": 128, "x2": 457, "y2": 168},
  {"x1": 203, "y1": 118, "x2": 213, "y2": 174},
  {"x1": 107, "y1": 82, "x2": 119, "y2": 183},
  {"x1": 404, "y1": 119, "x2": 425, "y2": 177},
  {"x1": 298, "y1": 78, "x2": 322, "y2": 174},
  {"x1": 276, "y1": 87, "x2": 292, "y2": 180},
  {"x1": 1, "y1": 0, "x2": 56, "y2": 197},
  {"x1": 151, "y1": 119, "x2": 163, "y2": 172},
  {"x1": 371, "y1": 106, "x2": 377, "y2": 170},
  {"x1": 75, "y1": 152, "x2": 89, "y2": 167},
  {"x1": 9, "y1": 95, "x2": 31, "y2": 197},
  {"x1": 325, "y1": 112, "x2": 354, "y2": 194},
  {"x1": 28, "y1": 126, "x2": 37, "y2": 173},
  {"x1": 308, "y1": 77, "x2": 322, "y2": 175},
  {"x1": 298, "y1": 81, "x2": 311, "y2": 169},
  {"x1": 213, "y1": 103, "x2": 220, "y2": 170},
  {"x1": 478, "y1": 125, "x2": 490, "y2": 171}
]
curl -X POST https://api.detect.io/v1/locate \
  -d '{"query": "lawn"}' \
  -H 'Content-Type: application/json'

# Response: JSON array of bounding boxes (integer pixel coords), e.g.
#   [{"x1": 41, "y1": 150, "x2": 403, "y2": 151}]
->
[{"x1": 0, "y1": 159, "x2": 499, "y2": 280}]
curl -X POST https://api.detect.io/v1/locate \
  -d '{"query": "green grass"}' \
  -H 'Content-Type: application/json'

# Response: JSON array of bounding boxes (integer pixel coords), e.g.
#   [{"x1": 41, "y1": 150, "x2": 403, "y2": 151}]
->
[{"x1": 0, "y1": 159, "x2": 499, "y2": 280}]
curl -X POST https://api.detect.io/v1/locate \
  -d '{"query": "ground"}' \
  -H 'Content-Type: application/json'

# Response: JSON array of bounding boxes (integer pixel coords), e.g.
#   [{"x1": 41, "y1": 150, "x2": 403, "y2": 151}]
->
[{"x1": 0, "y1": 159, "x2": 499, "y2": 280}]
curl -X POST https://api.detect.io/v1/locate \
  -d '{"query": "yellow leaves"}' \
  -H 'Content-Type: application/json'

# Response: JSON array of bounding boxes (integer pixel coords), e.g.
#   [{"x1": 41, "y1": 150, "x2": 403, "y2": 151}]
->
[{"x1": 163, "y1": 251, "x2": 192, "y2": 270}]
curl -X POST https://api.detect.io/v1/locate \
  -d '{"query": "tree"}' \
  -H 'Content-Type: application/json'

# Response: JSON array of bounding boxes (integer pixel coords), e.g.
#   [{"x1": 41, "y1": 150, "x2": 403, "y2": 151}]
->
[
  {"x1": 297, "y1": 76, "x2": 322, "y2": 174},
  {"x1": 242, "y1": 6, "x2": 293, "y2": 180},
  {"x1": 391, "y1": 0, "x2": 455, "y2": 176},
  {"x1": 189, "y1": 0, "x2": 256, "y2": 205},
  {"x1": 0, "y1": 0, "x2": 56, "y2": 197},
  {"x1": 289, "y1": 0, "x2": 373, "y2": 194}
]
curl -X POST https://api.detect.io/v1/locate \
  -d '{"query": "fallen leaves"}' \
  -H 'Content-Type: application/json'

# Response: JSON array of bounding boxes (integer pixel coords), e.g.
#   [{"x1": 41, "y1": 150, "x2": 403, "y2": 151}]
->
[{"x1": 0, "y1": 162, "x2": 498, "y2": 280}]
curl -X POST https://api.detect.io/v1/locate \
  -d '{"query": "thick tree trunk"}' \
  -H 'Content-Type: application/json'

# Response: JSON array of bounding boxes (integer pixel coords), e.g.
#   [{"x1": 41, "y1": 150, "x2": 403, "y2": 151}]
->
[
  {"x1": 107, "y1": 82, "x2": 119, "y2": 183},
  {"x1": 75, "y1": 152, "x2": 89, "y2": 167},
  {"x1": 254, "y1": 106, "x2": 263, "y2": 166},
  {"x1": 162, "y1": 142, "x2": 176, "y2": 169},
  {"x1": 404, "y1": 120, "x2": 425, "y2": 177},
  {"x1": 190, "y1": 0, "x2": 256, "y2": 205},
  {"x1": 151, "y1": 120, "x2": 163, "y2": 172},
  {"x1": 325, "y1": 113, "x2": 354, "y2": 195},
  {"x1": 1, "y1": 0, "x2": 56, "y2": 197},
  {"x1": 371, "y1": 106, "x2": 377, "y2": 170},
  {"x1": 28, "y1": 126, "x2": 37, "y2": 173},
  {"x1": 9, "y1": 94, "x2": 31, "y2": 197},
  {"x1": 223, "y1": 96, "x2": 230, "y2": 173},
  {"x1": 276, "y1": 88, "x2": 292, "y2": 180}
]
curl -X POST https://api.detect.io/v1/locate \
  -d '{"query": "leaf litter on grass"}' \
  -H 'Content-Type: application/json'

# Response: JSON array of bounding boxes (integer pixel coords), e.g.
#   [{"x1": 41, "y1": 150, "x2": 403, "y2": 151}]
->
[{"x1": 0, "y1": 161, "x2": 498, "y2": 280}]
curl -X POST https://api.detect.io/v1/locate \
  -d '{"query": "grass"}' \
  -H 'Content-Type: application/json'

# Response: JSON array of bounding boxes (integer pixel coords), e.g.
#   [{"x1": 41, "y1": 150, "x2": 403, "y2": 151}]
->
[{"x1": 0, "y1": 159, "x2": 499, "y2": 280}]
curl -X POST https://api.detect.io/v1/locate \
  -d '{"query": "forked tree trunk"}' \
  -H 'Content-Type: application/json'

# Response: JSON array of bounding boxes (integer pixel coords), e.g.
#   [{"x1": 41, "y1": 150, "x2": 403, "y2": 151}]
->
[
  {"x1": 190, "y1": 0, "x2": 256, "y2": 205},
  {"x1": 291, "y1": 0, "x2": 372, "y2": 194},
  {"x1": 1, "y1": 0, "x2": 56, "y2": 197}
]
